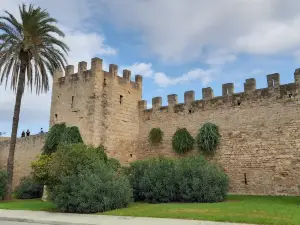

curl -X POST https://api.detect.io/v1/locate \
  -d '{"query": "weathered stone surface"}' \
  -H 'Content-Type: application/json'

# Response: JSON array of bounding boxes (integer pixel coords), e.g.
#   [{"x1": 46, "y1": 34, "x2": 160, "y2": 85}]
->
[
  {"x1": 0, "y1": 134, "x2": 46, "y2": 189},
  {"x1": 1, "y1": 61, "x2": 299, "y2": 196}
]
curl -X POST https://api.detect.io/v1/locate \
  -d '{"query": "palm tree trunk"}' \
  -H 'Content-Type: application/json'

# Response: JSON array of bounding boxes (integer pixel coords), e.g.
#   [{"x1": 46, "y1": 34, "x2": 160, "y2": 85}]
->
[
  {"x1": 4, "y1": 59, "x2": 26, "y2": 200},
  {"x1": 41, "y1": 185, "x2": 48, "y2": 201}
]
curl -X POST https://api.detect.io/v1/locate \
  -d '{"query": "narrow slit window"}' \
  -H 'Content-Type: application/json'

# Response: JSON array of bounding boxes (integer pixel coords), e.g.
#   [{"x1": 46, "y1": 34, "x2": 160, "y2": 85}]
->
[
  {"x1": 120, "y1": 95, "x2": 123, "y2": 104},
  {"x1": 244, "y1": 173, "x2": 248, "y2": 185},
  {"x1": 71, "y1": 96, "x2": 75, "y2": 108}
]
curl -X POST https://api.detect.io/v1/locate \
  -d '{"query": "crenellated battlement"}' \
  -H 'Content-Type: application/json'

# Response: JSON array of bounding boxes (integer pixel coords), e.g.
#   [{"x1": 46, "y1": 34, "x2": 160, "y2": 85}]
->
[
  {"x1": 54, "y1": 58, "x2": 142, "y2": 90},
  {"x1": 139, "y1": 69, "x2": 300, "y2": 119}
]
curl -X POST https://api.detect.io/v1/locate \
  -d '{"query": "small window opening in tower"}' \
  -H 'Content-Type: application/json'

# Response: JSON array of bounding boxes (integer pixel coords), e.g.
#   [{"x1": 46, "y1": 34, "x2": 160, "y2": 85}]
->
[
  {"x1": 120, "y1": 95, "x2": 123, "y2": 104},
  {"x1": 272, "y1": 79, "x2": 275, "y2": 87},
  {"x1": 55, "y1": 114, "x2": 58, "y2": 119},
  {"x1": 71, "y1": 96, "x2": 74, "y2": 108}
]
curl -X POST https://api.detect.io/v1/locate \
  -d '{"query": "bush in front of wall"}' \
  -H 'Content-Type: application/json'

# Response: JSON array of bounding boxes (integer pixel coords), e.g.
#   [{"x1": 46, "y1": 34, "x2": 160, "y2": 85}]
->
[
  {"x1": 14, "y1": 176, "x2": 43, "y2": 199},
  {"x1": 148, "y1": 128, "x2": 164, "y2": 146},
  {"x1": 43, "y1": 123, "x2": 67, "y2": 155},
  {"x1": 48, "y1": 143, "x2": 132, "y2": 213},
  {"x1": 172, "y1": 128, "x2": 195, "y2": 154},
  {"x1": 127, "y1": 156, "x2": 229, "y2": 203},
  {"x1": 0, "y1": 170, "x2": 7, "y2": 200},
  {"x1": 174, "y1": 156, "x2": 229, "y2": 203},
  {"x1": 59, "y1": 126, "x2": 83, "y2": 145},
  {"x1": 31, "y1": 154, "x2": 53, "y2": 186},
  {"x1": 196, "y1": 122, "x2": 221, "y2": 155},
  {"x1": 127, "y1": 157, "x2": 176, "y2": 203}
]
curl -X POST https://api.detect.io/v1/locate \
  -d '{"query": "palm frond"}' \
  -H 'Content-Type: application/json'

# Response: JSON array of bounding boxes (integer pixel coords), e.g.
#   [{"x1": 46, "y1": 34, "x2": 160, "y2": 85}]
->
[{"x1": 0, "y1": 3, "x2": 69, "y2": 94}]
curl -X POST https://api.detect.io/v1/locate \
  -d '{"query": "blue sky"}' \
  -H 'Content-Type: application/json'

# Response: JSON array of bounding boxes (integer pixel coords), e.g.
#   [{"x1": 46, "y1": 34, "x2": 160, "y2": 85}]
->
[{"x1": 1, "y1": 0, "x2": 300, "y2": 137}]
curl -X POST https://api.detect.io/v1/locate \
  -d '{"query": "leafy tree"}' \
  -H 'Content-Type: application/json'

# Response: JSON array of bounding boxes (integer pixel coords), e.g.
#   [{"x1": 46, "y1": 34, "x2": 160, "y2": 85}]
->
[{"x1": 0, "y1": 4, "x2": 69, "y2": 199}]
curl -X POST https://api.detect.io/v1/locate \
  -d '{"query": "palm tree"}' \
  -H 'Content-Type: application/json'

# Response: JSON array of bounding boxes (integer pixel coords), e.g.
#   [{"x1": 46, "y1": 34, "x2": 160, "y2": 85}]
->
[{"x1": 0, "y1": 4, "x2": 69, "y2": 200}]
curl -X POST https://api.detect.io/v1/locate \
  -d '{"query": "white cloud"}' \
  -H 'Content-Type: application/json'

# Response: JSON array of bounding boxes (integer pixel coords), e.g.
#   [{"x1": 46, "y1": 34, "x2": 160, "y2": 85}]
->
[
  {"x1": 234, "y1": 17, "x2": 300, "y2": 55},
  {"x1": 122, "y1": 63, "x2": 153, "y2": 77},
  {"x1": 204, "y1": 49, "x2": 237, "y2": 65},
  {"x1": 122, "y1": 62, "x2": 219, "y2": 87},
  {"x1": 60, "y1": 27, "x2": 116, "y2": 68},
  {"x1": 94, "y1": 0, "x2": 300, "y2": 63},
  {"x1": 154, "y1": 68, "x2": 218, "y2": 87},
  {"x1": 0, "y1": 0, "x2": 117, "y2": 134}
]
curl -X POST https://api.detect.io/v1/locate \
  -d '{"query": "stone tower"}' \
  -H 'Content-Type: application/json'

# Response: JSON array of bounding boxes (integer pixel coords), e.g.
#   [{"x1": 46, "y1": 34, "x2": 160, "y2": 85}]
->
[{"x1": 49, "y1": 58, "x2": 143, "y2": 163}]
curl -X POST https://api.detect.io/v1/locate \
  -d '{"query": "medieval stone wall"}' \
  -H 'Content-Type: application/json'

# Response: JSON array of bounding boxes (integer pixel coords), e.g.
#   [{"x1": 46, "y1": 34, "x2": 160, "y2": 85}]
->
[
  {"x1": 49, "y1": 61, "x2": 96, "y2": 145},
  {"x1": 0, "y1": 134, "x2": 45, "y2": 189},
  {"x1": 101, "y1": 65, "x2": 142, "y2": 163},
  {"x1": 1, "y1": 57, "x2": 300, "y2": 196},
  {"x1": 137, "y1": 72, "x2": 300, "y2": 195},
  {"x1": 50, "y1": 58, "x2": 142, "y2": 163}
]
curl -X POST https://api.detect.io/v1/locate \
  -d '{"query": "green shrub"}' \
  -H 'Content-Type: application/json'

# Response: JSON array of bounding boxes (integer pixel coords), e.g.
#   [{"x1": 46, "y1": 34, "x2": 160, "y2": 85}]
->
[
  {"x1": 14, "y1": 177, "x2": 43, "y2": 199},
  {"x1": 148, "y1": 128, "x2": 164, "y2": 146},
  {"x1": 172, "y1": 128, "x2": 195, "y2": 154},
  {"x1": 31, "y1": 154, "x2": 53, "y2": 185},
  {"x1": 128, "y1": 156, "x2": 229, "y2": 203},
  {"x1": 196, "y1": 122, "x2": 221, "y2": 154},
  {"x1": 48, "y1": 143, "x2": 108, "y2": 185},
  {"x1": 51, "y1": 157, "x2": 132, "y2": 213},
  {"x1": 128, "y1": 157, "x2": 176, "y2": 203},
  {"x1": 43, "y1": 123, "x2": 67, "y2": 154},
  {"x1": 174, "y1": 156, "x2": 229, "y2": 202},
  {"x1": 0, "y1": 170, "x2": 7, "y2": 200},
  {"x1": 60, "y1": 126, "x2": 83, "y2": 145},
  {"x1": 107, "y1": 158, "x2": 121, "y2": 171},
  {"x1": 43, "y1": 124, "x2": 84, "y2": 155}
]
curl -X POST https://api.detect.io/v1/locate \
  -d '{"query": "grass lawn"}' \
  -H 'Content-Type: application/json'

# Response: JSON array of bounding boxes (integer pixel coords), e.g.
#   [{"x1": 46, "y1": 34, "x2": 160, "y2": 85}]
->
[
  {"x1": 0, "y1": 199, "x2": 56, "y2": 211},
  {"x1": 0, "y1": 195, "x2": 299, "y2": 225}
]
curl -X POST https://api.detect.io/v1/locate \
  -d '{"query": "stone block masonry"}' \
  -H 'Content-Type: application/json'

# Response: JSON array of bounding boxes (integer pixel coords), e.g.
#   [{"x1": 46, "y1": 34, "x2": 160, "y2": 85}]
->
[
  {"x1": 138, "y1": 70, "x2": 300, "y2": 196},
  {"x1": 0, "y1": 57, "x2": 299, "y2": 196},
  {"x1": 0, "y1": 134, "x2": 46, "y2": 189},
  {"x1": 49, "y1": 58, "x2": 142, "y2": 163}
]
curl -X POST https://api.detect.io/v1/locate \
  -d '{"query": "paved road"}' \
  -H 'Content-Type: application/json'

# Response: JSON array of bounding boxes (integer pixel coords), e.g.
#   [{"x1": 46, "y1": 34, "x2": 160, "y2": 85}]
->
[
  {"x1": 1, "y1": 222, "x2": 47, "y2": 225},
  {"x1": 0, "y1": 209, "x2": 256, "y2": 225},
  {"x1": 0, "y1": 221, "x2": 47, "y2": 225}
]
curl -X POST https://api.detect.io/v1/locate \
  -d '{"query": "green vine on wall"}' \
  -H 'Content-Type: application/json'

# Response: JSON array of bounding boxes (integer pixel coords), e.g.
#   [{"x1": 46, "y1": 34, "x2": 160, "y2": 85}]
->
[
  {"x1": 148, "y1": 128, "x2": 164, "y2": 146},
  {"x1": 172, "y1": 128, "x2": 194, "y2": 154},
  {"x1": 196, "y1": 122, "x2": 221, "y2": 155}
]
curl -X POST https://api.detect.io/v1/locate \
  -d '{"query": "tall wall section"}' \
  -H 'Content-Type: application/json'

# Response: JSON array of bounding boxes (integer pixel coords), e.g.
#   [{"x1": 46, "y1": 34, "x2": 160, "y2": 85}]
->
[
  {"x1": 138, "y1": 71, "x2": 300, "y2": 196},
  {"x1": 0, "y1": 134, "x2": 46, "y2": 189},
  {"x1": 101, "y1": 65, "x2": 142, "y2": 163},
  {"x1": 49, "y1": 59, "x2": 102, "y2": 145},
  {"x1": 50, "y1": 58, "x2": 142, "y2": 163}
]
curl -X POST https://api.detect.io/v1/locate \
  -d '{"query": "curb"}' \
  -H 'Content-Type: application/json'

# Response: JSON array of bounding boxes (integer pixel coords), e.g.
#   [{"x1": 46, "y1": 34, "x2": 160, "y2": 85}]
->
[{"x1": 0, "y1": 217, "x2": 92, "y2": 225}]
